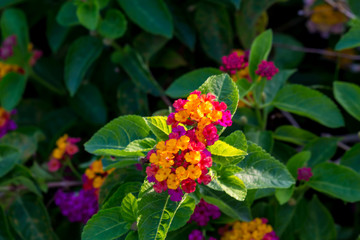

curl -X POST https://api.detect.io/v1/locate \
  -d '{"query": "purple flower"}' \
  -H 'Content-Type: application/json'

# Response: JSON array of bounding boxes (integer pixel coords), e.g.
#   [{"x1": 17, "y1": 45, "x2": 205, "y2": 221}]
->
[
  {"x1": 255, "y1": 61, "x2": 279, "y2": 80},
  {"x1": 168, "y1": 188, "x2": 184, "y2": 202},
  {"x1": 2, "y1": 35, "x2": 17, "y2": 47},
  {"x1": 0, "y1": 108, "x2": 17, "y2": 138},
  {"x1": 54, "y1": 189, "x2": 98, "y2": 223},
  {"x1": 169, "y1": 125, "x2": 186, "y2": 139},
  {"x1": 0, "y1": 35, "x2": 17, "y2": 60},
  {"x1": 147, "y1": 176, "x2": 156, "y2": 183},
  {"x1": 297, "y1": 167, "x2": 313, "y2": 181},
  {"x1": 188, "y1": 230, "x2": 204, "y2": 240},
  {"x1": 189, "y1": 199, "x2": 221, "y2": 226}
]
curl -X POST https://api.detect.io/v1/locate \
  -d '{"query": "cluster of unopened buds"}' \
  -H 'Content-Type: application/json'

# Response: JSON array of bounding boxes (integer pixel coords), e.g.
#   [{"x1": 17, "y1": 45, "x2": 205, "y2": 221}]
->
[
  {"x1": 83, "y1": 159, "x2": 114, "y2": 197},
  {"x1": 219, "y1": 218, "x2": 279, "y2": 240},
  {"x1": 297, "y1": 167, "x2": 313, "y2": 181},
  {"x1": 48, "y1": 134, "x2": 81, "y2": 172},
  {"x1": 0, "y1": 107, "x2": 17, "y2": 138},
  {"x1": 220, "y1": 50, "x2": 278, "y2": 81},
  {"x1": 146, "y1": 91, "x2": 232, "y2": 201},
  {"x1": 28, "y1": 43, "x2": 42, "y2": 66}
]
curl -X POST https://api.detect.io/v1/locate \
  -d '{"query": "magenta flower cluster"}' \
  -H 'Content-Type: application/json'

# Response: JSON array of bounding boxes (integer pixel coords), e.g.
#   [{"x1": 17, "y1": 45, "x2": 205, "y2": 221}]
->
[
  {"x1": 54, "y1": 189, "x2": 98, "y2": 223},
  {"x1": 188, "y1": 230, "x2": 217, "y2": 240},
  {"x1": 263, "y1": 231, "x2": 280, "y2": 240},
  {"x1": 219, "y1": 52, "x2": 248, "y2": 75},
  {"x1": 255, "y1": 61, "x2": 279, "y2": 80},
  {"x1": 189, "y1": 199, "x2": 221, "y2": 226},
  {"x1": 297, "y1": 167, "x2": 313, "y2": 181},
  {"x1": 0, "y1": 35, "x2": 16, "y2": 60}
]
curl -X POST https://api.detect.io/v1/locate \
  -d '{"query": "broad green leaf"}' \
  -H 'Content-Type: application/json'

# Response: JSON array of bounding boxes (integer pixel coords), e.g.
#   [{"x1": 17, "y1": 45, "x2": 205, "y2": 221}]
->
[
  {"x1": 274, "y1": 202, "x2": 297, "y2": 237},
  {"x1": 236, "y1": 141, "x2": 295, "y2": 189},
  {"x1": 56, "y1": 2, "x2": 78, "y2": 27},
  {"x1": 335, "y1": 26, "x2": 360, "y2": 50},
  {"x1": 8, "y1": 194, "x2": 58, "y2": 240},
  {"x1": 65, "y1": 36, "x2": 102, "y2": 96},
  {"x1": 275, "y1": 185, "x2": 294, "y2": 205},
  {"x1": 194, "y1": 2, "x2": 233, "y2": 62},
  {"x1": 249, "y1": 29, "x2": 272, "y2": 81},
  {"x1": 165, "y1": 68, "x2": 222, "y2": 98},
  {"x1": 98, "y1": 9, "x2": 127, "y2": 39},
  {"x1": 120, "y1": 193, "x2": 138, "y2": 224},
  {"x1": 340, "y1": 143, "x2": 360, "y2": 173},
  {"x1": 208, "y1": 140, "x2": 247, "y2": 158},
  {"x1": 76, "y1": 2, "x2": 100, "y2": 30},
  {"x1": 236, "y1": 78, "x2": 252, "y2": 99},
  {"x1": 198, "y1": 74, "x2": 239, "y2": 117},
  {"x1": 235, "y1": 0, "x2": 282, "y2": 48},
  {"x1": 102, "y1": 157, "x2": 139, "y2": 171},
  {"x1": 150, "y1": 49, "x2": 187, "y2": 69},
  {"x1": 349, "y1": 0, "x2": 360, "y2": 16},
  {"x1": 199, "y1": 185, "x2": 252, "y2": 221},
  {"x1": 308, "y1": 163, "x2": 360, "y2": 202},
  {"x1": 46, "y1": 14, "x2": 69, "y2": 53},
  {"x1": 137, "y1": 190, "x2": 192, "y2": 240},
  {"x1": 1, "y1": 8, "x2": 29, "y2": 63},
  {"x1": 286, "y1": 151, "x2": 311, "y2": 178},
  {"x1": 84, "y1": 115, "x2": 151, "y2": 156},
  {"x1": 70, "y1": 84, "x2": 107, "y2": 125},
  {"x1": 274, "y1": 125, "x2": 317, "y2": 145},
  {"x1": 245, "y1": 130, "x2": 273, "y2": 153},
  {"x1": 273, "y1": 84, "x2": 344, "y2": 128},
  {"x1": 1, "y1": 175, "x2": 41, "y2": 196},
  {"x1": 0, "y1": 72, "x2": 26, "y2": 111},
  {"x1": 133, "y1": 32, "x2": 168, "y2": 61},
  {"x1": 299, "y1": 196, "x2": 336, "y2": 240},
  {"x1": 125, "y1": 231, "x2": 139, "y2": 240},
  {"x1": 112, "y1": 46, "x2": 163, "y2": 97},
  {"x1": 0, "y1": 146, "x2": 19, "y2": 178},
  {"x1": 144, "y1": 116, "x2": 172, "y2": 141},
  {"x1": 117, "y1": 0, "x2": 173, "y2": 38},
  {"x1": 82, "y1": 207, "x2": 129, "y2": 240},
  {"x1": 0, "y1": 206, "x2": 14, "y2": 240},
  {"x1": 273, "y1": 34, "x2": 305, "y2": 69},
  {"x1": 124, "y1": 138, "x2": 157, "y2": 152},
  {"x1": 334, "y1": 81, "x2": 360, "y2": 121},
  {"x1": 209, "y1": 172, "x2": 247, "y2": 201},
  {"x1": 303, "y1": 138, "x2": 338, "y2": 167},
  {"x1": 168, "y1": 196, "x2": 195, "y2": 231}
]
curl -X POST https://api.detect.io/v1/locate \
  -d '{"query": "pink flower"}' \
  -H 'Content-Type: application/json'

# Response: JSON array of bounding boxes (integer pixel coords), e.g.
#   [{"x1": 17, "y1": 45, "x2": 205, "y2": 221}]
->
[
  {"x1": 181, "y1": 178, "x2": 197, "y2": 193},
  {"x1": 66, "y1": 143, "x2": 79, "y2": 156},
  {"x1": 220, "y1": 52, "x2": 248, "y2": 75},
  {"x1": 48, "y1": 158, "x2": 61, "y2": 172},
  {"x1": 154, "y1": 180, "x2": 168, "y2": 193},
  {"x1": 255, "y1": 60, "x2": 279, "y2": 80},
  {"x1": 146, "y1": 164, "x2": 159, "y2": 177},
  {"x1": 173, "y1": 99, "x2": 187, "y2": 111},
  {"x1": 297, "y1": 167, "x2": 313, "y2": 181},
  {"x1": 217, "y1": 110, "x2": 232, "y2": 127}
]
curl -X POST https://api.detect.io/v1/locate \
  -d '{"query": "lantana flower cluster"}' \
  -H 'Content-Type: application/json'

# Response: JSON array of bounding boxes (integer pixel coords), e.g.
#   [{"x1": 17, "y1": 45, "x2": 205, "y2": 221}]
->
[
  {"x1": 146, "y1": 91, "x2": 232, "y2": 201},
  {"x1": 0, "y1": 35, "x2": 16, "y2": 60},
  {"x1": 83, "y1": 159, "x2": 114, "y2": 197},
  {"x1": 48, "y1": 134, "x2": 80, "y2": 172},
  {"x1": 189, "y1": 230, "x2": 217, "y2": 240},
  {"x1": 220, "y1": 50, "x2": 278, "y2": 81},
  {"x1": 0, "y1": 107, "x2": 17, "y2": 138},
  {"x1": 297, "y1": 167, "x2": 313, "y2": 181},
  {"x1": 189, "y1": 199, "x2": 221, "y2": 226},
  {"x1": 220, "y1": 218, "x2": 279, "y2": 240},
  {"x1": 301, "y1": 1, "x2": 347, "y2": 38}
]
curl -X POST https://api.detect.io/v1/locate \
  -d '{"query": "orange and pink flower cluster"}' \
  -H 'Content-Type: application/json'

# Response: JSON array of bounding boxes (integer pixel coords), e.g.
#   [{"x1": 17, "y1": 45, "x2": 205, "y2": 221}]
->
[{"x1": 146, "y1": 91, "x2": 232, "y2": 201}]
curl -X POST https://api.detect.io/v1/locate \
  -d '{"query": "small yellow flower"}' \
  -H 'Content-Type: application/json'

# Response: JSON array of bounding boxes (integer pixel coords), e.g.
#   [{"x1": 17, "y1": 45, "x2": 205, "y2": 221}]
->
[
  {"x1": 167, "y1": 173, "x2": 180, "y2": 189},
  {"x1": 175, "y1": 166, "x2": 188, "y2": 181},
  {"x1": 187, "y1": 165, "x2": 202, "y2": 180},
  {"x1": 155, "y1": 168, "x2": 171, "y2": 182}
]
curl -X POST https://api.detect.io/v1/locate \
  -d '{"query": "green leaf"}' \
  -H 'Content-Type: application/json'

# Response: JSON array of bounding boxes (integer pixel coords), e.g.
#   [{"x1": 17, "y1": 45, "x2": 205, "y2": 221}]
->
[
  {"x1": 168, "y1": 196, "x2": 195, "y2": 231},
  {"x1": 65, "y1": 36, "x2": 102, "y2": 96},
  {"x1": 70, "y1": 84, "x2": 107, "y2": 125},
  {"x1": 150, "y1": 49, "x2": 187, "y2": 69},
  {"x1": 208, "y1": 141, "x2": 247, "y2": 158},
  {"x1": 273, "y1": 84, "x2": 344, "y2": 128},
  {"x1": 334, "y1": 81, "x2": 360, "y2": 121},
  {"x1": 236, "y1": 141, "x2": 295, "y2": 189},
  {"x1": 299, "y1": 196, "x2": 336, "y2": 240},
  {"x1": 1, "y1": 8, "x2": 29, "y2": 63},
  {"x1": 98, "y1": 9, "x2": 127, "y2": 39},
  {"x1": 82, "y1": 207, "x2": 129, "y2": 240},
  {"x1": 274, "y1": 125, "x2": 317, "y2": 145},
  {"x1": 165, "y1": 68, "x2": 222, "y2": 98},
  {"x1": 275, "y1": 185, "x2": 294, "y2": 205},
  {"x1": 340, "y1": 143, "x2": 360, "y2": 173},
  {"x1": 102, "y1": 157, "x2": 139, "y2": 171},
  {"x1": 198, "y1": 74, "x2": 239, "y2": 118},
  {"x1": 76, "y1": 2, "x2": 100, "y2": 30},
  {"x1": 349, "y1": 0, "x2": 360, "y2": 16},
  {"x1": 111, "y1": 46, "x2": 163, "y2": 97},
  {"x1": 273, "y1": 34, "x2": 305, "y2": 69},
  {"x1": 249, "y1": 29, "x2": 272, "y2": 81},
  {"x1": 194, "y1": 2, "x2": 233, "y2": 62},
  {"x1": 308, "y1": 163, "x2": 360, "y2": 202},
  {"x1": 0, "y1": 72, "x2": 26, "y2": 111},
  {"x1": 0, "y1": 146, "x2": 19, "y2": 178},
  {"x1": 286, "y1": 151, "x2": 311, "y2": 178},
  {"x1": 117, "y1": 80, "x2": 150, "y2": 116},
  {"x1": 199, "y1": 185, "x2": 252, "y2": 221},
  {"x1": 209, "y1": 172, "x2": 247, "y2": 201},
  {"x1": 120, "y1": 193, "x2": 138, "y2": 224},
  {"x1": 56, "y1": 2, "x2": 78, "y2": 27},
  {"x1": 245, "y1": 130, "x2": 273, "y2": 153},
  {"x1": 335, "y1": 26, "x2": 360, "y2": 50},
  {"x1": 133, "y1": 32, "x2": 168, "y2": 61},
  {"x1": 137, "y1": 190, "x2": 192, "y2": 240},
  {"x1": 84, "y1": 115, "x2": 151, "y2": 156},
  {"x1": 125, "y1": 231, "x2": 139, "y2": 240},
  {"x1": 8, "y1": 193, "x2": 58, "y2": 240},
  {"x1": 0, "y1": 206, "x2": 14, "y2": 240},
  {"x1": 144, "y1": 116, "x2": 172, "y2": 141},
  {"x1": 117, "y1": 0, "x2": 173, "y2": 38},
  {"x1": 46, "y1": 14, "x2": 69, "y2": 53},
  {"x1": 303, "y1": 138, "x2": 339, "y2": 167},
  {"x1": 102, "y1": 181, "x2": 143, "y2": 209},
  {"x1": 124, "y1": 138, "x2": 157, "y2": 152}
]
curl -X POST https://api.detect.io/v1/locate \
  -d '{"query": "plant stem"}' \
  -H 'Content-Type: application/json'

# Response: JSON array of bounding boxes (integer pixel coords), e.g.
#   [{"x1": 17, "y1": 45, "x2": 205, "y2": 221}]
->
[{"x1": 66, "y1": 158, "x2": 82, "y2": 179}]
